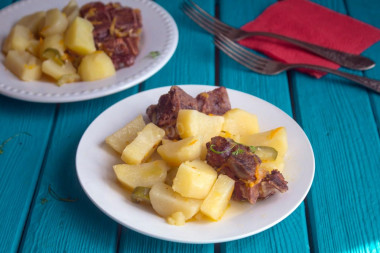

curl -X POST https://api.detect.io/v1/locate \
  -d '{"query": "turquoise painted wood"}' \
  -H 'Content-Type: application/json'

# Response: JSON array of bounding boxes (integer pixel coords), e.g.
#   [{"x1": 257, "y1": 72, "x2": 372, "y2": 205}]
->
[
  {"x1": 18, "y1": 88, "x2": 139, "y2": 252},
  {"x1": 0, "y1": 0, "x2": 379, "y2": 252},
  {"x1": 291, "y1": 0, "x2": 380, "y2": 252},
  {"x1": 0, "y1": 96, "x2": 55, "y2": 252},
  {"x1": 218, "y1": 1, "x2": 309, "y2": 252}
]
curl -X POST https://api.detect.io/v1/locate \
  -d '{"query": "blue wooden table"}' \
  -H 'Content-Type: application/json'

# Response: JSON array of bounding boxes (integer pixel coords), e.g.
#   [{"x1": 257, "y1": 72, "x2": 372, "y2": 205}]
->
[{"x1": 1, "y1": 0, "x2": 379, "y2": 252}]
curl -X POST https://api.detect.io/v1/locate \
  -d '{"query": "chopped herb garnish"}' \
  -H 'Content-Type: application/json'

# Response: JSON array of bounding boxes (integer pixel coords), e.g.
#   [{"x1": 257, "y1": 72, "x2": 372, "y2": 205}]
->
[
  {"x1": 231, "y1": 148, "x2": 244, "y2": 156},
  {"x1": 0, "y1": 132, "x2": 31, "y2": 154},
  {"x1": 249, "y1": 146, "x2": 256, "y2": 153},
  {"x1": 48, "y1": 184, "x2": 77, "y2": 202},
  {"x1": 209, "y1": 144, "x2": 227, "y2": 154},
  {"x1": 148, "y1": 51, "x2": 160, "y2": 58}
]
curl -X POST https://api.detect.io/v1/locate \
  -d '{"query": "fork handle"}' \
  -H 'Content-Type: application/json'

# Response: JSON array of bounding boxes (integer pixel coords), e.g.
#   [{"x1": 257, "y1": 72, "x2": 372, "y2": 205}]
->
[
  {"x1": 241, "y1": 31, "x2": 375, "y2": 71},
  {"x1": 289, "y1": 64, "x2": 380, "y2": 93}
]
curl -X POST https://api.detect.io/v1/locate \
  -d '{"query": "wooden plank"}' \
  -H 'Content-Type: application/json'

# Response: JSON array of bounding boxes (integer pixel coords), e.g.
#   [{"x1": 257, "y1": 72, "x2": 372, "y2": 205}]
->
[
  {"x1": 344, "y1": 0, "x2": 380, "y2": 130},
  {"x1": 0, "y1": 95, "x2": 55, "y2": 252},
  {"x1": 291, "y1": 0, "x2": 380, "y2": 252},
  {"x1": 218, "y1": 1, "x2": 310, "y2": 252},
  {"x1": 18, "y1": 87, "x2": 139, "y2": 252},
  {"x1": 117, "y1": 0, "x2": 215, "y2": 251}
]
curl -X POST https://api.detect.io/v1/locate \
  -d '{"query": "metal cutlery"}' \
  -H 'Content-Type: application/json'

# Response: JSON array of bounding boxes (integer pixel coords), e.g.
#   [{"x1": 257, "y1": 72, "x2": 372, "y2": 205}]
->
[
  {"x1": 214, "y1": 34, "x2": 380, "y2": 93},
  {"x1": 183, "y1": 0, "x2": 375, "y2": 71}
]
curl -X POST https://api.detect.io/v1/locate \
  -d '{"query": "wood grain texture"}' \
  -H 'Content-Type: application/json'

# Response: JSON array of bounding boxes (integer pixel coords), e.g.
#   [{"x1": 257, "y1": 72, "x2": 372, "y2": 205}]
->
[
  {"x1": 18, "y1": 87, "x2": 139, "y2": 252},
  {"x1": 0, "y1": 96, "x2": 55, "y2": 252},
  {"x1": 291, "y1": 0, "x2": 380, "y2": 252},
  {"x1": 218, "y1": 1, "x2": 310, "y2": 252}
]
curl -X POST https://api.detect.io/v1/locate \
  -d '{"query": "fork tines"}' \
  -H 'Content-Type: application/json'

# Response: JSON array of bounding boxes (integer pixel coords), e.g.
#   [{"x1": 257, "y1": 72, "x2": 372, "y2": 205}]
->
[
  {"x1": 214, "y1": 34, "x2": 268, "y2": 73},
  {"x1": 182, "y1": 1, "x2": 230, "y2": 35}
]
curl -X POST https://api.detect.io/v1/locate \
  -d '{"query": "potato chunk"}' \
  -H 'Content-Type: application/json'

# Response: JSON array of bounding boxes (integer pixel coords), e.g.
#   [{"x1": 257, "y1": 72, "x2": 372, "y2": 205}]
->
[
  {"x1": 177, "y1": 109, "x2": 224, "y2": 140},
  {"x1": 3, "y1": 25, "x2": 34, "y2": 53},
  {"x1": 113, "y1": 160, "x2": 169, "y2": 190},
  {"x1": 42, "y1": 59, "x2": 77, "y2": 81},
  {"x1": 240, "y1": 127, "x2": 288, "y2": 158},
  {"x1": 200, "y1": 174, "x2": 235, "y2": 220},
  {"x1": 121, "y1": 123, "x2": 165, "y2": 164},
  {"x1": 172, "y1": 160, "x2": 217, "y2": 199},
  {"x1": 62, "y1": 0, "x2": 80, "y2": 24},
  {"x1": 40, "y1": 9, "x2": 68, "y2": 37},
  {"x1": 64, "y1": 17, "x2": 95, "y2": 55},
  {"x1": 240, "y1": 127, "x2": 287, "y2": 172},
  {"x1": 149, "y1": 182, "x2": 202, "y2": 220},
  {"x1": 106, "y1": 115, "x2": 146, "y2": 154},
  {"x1": 157, "y1": 136, "x2": 202, "y2": 167},
  {"x1": 177, "y1": 109, "x2": 224, "y2": 158},
  {"x1": 222, "y1": 108, "x2": 259, "y2": 141},
  {"x1": 40, "y1": 34, "x2": 65, "y2": 56},
  {"x1": 78, "y1": 51, "x2": 115, "y2": 81},
  {"x1": 4, "y1": 50, "x2": 42, "y2": 81},
  {"x1": 16, "y1": 11, "x2": 46, "y2": 35},
  {"x1": 167, "y1": 212, "x2": 186, "y2": 226}
]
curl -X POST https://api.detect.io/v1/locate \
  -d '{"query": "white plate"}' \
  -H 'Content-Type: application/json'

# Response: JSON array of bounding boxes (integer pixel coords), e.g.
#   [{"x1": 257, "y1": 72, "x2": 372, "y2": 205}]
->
[
  {"x1": 76, "y1": 85, "x2": 315, "y2": 244},
  {"x1": 0, "y1": 0, "x2": 178, "y2": 103}
]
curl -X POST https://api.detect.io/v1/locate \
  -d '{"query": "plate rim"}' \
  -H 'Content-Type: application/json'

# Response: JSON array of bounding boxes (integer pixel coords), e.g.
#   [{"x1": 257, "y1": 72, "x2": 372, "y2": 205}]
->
[
  {"x1": 0, "y1": 0, "x2": 178, "y2": 103},
  {"x1": 76, "y1": 84, "x2": 315, "y2": 244}
]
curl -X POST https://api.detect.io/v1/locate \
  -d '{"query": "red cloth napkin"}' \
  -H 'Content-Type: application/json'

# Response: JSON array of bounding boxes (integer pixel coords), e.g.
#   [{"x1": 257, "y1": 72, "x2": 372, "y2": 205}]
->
[{"x1": 238, "y1": 0, "x2": 380, "y2": 78}]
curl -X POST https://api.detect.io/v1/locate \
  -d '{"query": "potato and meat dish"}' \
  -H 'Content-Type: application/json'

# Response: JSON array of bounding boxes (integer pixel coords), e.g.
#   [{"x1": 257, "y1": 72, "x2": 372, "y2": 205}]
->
[
  {"x1": 2, "y1": 0, "x2": 142, "y2": 85},
  {"x1": 105, "y1": 86, "x2": 289, "y2": 226}
]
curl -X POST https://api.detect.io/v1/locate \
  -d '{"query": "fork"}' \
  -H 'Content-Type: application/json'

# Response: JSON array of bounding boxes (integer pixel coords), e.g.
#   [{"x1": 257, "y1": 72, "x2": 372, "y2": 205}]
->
[
  {"x1": 214, "y1": 34, "x2": 380, "y2": 93},
  {"x1": 182, "y1": 0, "x2": 375, "y2": 71}
]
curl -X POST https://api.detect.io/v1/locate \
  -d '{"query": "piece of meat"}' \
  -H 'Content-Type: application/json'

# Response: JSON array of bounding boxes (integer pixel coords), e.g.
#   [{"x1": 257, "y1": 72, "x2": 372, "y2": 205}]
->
[
  {"x1": 205, "y1": 136, "x2": 288, "y2": 204},
  {"x1": 196, "y1": 86, "x2": 231, "y2": 115},
  {"x1": 80, "y1": 2, "x2": 142, "y2": 69},
  {"x1": 146, "y1": 86, "x2": 198, "y2": 139},
  {"x1": 258, "y1": 170, "x2": 288, "y2": 199}
]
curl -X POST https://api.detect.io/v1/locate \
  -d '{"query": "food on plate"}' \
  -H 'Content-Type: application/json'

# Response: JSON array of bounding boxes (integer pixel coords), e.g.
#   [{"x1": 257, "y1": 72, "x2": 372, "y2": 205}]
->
[
  {"x1": 2, "y1": 0, "x2": 142, "y2": 86},
  {"x1": 121, "y1": 123, "x2": 165, "y2": 165},
  {"x1": 113, "y1": 160, "x2": 169, "y2": 190},
  {"x1": 80, "y1": 1, "x2": 142, "y2": 69},
  {"x1": 4, "y1": 50, "x2": 42, "y2": 81},
  {"x1": 146, "y1": 86, "x2": 231, "y2": 139},
  {"x1": 78, "y1": 51, "x2": 115, "y2": 81},
  {"x1": 106, "y1": 115, "x2": 146, "y2": 154},
  {"x1": 107, "y1": 86, "x2": 289, "y2": 225}
]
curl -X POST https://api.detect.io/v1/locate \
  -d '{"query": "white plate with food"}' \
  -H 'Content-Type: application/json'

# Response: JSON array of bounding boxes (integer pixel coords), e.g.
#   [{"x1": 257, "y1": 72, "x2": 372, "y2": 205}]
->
[
  {"x1": 0, "y1": 0, "x2": 178, "y2": 103},
  {"x1": 76, "y1": 85, "x2": 315, "y2": 244}
]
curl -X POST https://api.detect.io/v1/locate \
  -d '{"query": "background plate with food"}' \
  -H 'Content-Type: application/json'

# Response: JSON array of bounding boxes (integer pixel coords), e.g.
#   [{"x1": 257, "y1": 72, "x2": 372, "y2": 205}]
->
[
  {"x1": 0, "y1": 0, "x2": 178, "y2": 103},
  {"x1": 76, "y1": 85, "x2": 315, "y2": 244}
]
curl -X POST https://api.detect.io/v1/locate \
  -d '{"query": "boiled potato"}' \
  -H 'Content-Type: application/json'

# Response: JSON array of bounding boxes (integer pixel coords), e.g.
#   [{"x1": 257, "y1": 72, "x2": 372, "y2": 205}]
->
[
  {"x1": 78, "y1": 51, "x2": 116, "y2": 81},
  {"x1": 221, "y1": 108, "x2": 259, "y2": 141},
  {"x1": 157, "y1": 136, "x2": 202, "y2": 167},
  {"x1": 149, "y1": 182, "x2": 202, "y2": 220},
  {"x1": 121, "y1": 123, "x2": 165, "y2": 165},
  {"x1": 177, "y1": 109, "x2": 224, "y2": 158},
  {"x1": 200, "y1": 174, "x2": 235, "y2": 220},
  {"x1": 113, "y1": 160, "x2": 169, "y2": 190},
  {"x1": 26, "y1": 40, "x2": 40, "y2": 57},
  {"x1": 106, "y1": 115, "x2": 146, "y2": 154},
  {"x1": 2, "y1": 25, "x2": 34, "y2": 53},
  {"x1": 177, "y1": 109, "x2": 224, "y2": 140},
  {"x1": 64, "y1": 17, "x2": 96, "y2": 55},
  {"x1": 172, "y1": 160, "x2": 217, "y2": 199},
  {"x1": 260, "y1": 157, "x2": 284, "y2": 173},
  {"x1": 40, "y1": 9, "x2": 68, "y2": 37},
  {"x1": 62, "y1": 0, "x2": 80, "y2": 24},
  {"x1": 240, "y1": 127, "x2": 288, "y2": 158},
  {"x1": 42, "y1": 59, "x2": 77, "y2": 81},
  {"x1": 40, "y1": 34, "x2": 65, "y2": 56},
  {"x1": 167, "y1": 212, "x2": 186, "y2": 226},
  {"x1": 16, "y1": 11, "x2": 46, "y2": 35},
  {"x1": 4, "y1": 50, "x2": 42, "y2": 81}
]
